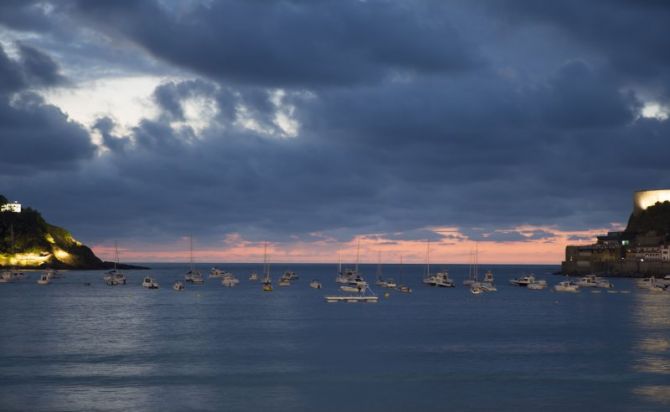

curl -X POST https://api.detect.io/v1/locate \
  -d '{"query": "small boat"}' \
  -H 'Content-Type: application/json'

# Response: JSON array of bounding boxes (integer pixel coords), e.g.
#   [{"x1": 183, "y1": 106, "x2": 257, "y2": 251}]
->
[
  {"x1": 340, "y1": 285, "x2": 363, "y2": 293},
  {"x1": 261, "y1": 242, "x2": 272, "y2": 292},
  {"x1": 278, "y1": 278, "x2": 291, "y2": 287},
  {"x1": 36, "y1": 274, "x2": 50, "y2": 285},
  {"x1": 554, "y1": 281, "x2": 579, "y2": 293},
  {"x1": 424, "y1": 271, "x2": 455, "y2": 288},
  {"x1": 527, "y1": 280, "x2": 548, "y2": 290},
  {"x1": 509, "y1": 274, "x2": 537, "y2": 287},
  {"x1": 221, "y1": 275, "x2": 240, "y2": 287},
  {"x1": 395, "y1": 256, "x2": 412, "y2": 293},
  {"x1": 142, "y1": 276, "x2": 159, "y2": 289},
  {"x1": 282, "y1": 271, "x2": 299, "y2": 281},
  {"x1": 248, "y1": 272, "x2": 259, "y2": 281},
  {"x1": 104, "y1": 270, "x2": 127, "y2": 286},
  {"x1": 638, "y1": 277, "x2": 666, "y2": 291},
  {"x1": 464, "y1": 244, "x2": 480, "y2": 286},
  {"x1": 184, "y1": 236, "x2": 204, "y2": 284},
  {"x1": 209, "y1": 267, "x2": 226, "y2": 278},
  {"x1": 470, "y1": 283, "x2": 483, "y2": 294},
  {"x1": 310, "y1": 280, "x2": 322, "y2": 289},
  {"x1": 421, "y1": 241, "x2": 455, "y2": 288},
  {"x1": 576, "y1": 274, "x2": 613, "y2": 288},
  {"x1": 185, "y1": 269, "x2": 204, "y2": 284},
  {"x1": 104, "y1": 242, "x2": 127, "y2": 285},
  {"x1": 173, "y1": 281, "x2": 185, "y2": 291}
]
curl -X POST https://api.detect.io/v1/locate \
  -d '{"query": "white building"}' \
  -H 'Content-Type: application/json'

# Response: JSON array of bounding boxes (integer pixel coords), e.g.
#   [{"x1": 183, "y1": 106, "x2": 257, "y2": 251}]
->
[{"x1": 0, "y1": 201, "x2": 21, "y2": 213}]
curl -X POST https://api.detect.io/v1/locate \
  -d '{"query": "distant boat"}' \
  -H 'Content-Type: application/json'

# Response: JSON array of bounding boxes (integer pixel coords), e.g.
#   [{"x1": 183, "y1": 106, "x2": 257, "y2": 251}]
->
[
  {"x1": 184, "y1": 236, "x2": 204, "y2": 284},
  {"x1": 221, "y1": 273, "x2": 240, "y2": 287},
  {"x1": 142, "y1": 276, "x2": 159, "y2": 289},
  {"x1": 576, "y1": 274, "x2": 613, "y2": 289},
  {"x1": 638, "y1": 277, "x2": 667, "y2": 292},
  {"x1": 278, "y1": 271, "x2": 293, "y2": 286},
  {"x1": 527, "y1": 280, "x2": 547, "y2": 290},
  {"x1": 480, "y1": 270, "x2": 497, "y2": 292},
  {"x1": 374, "y1": 251, "x2": 397, "y2": 288},
  {"x1": 248, "y1": 272, "x2": 259, "y2": 281},
  {"x1": 340, "y1": 285, "x2": 363, "y2": 293},
  {"x1": 310, "y1": 280, "x2": 322, "y2": 289},
  {"x1": 283, "y1": 271, "x2": 299, "y2": 281},
  {"x1": 510, "y1": 274, "x2": 541, "y2": 287},
  {"x1": 104, "y1": 241, "x2": 127, "y2": 286},
  {"x1": 262, "y1": 242, "x2": 272, "y2": 292},
  {"x1": 36, "y1": 273, "x2": 50, "y2": 285},
  {"x1": 172, "y1": 281, "x2": 184, "y2": 291},
  {"x1": 395, "y1": 255, "x2": 412, "y2": 293},
  {"x1": 422, "y1": 240, "x2": 454, "y2": 288},
  {"x1": 464, "y1": 243, "x2": 479, "y2": 286},
  {"x1": 554, "y1": 280, "x2": 579, "y2": 293}
]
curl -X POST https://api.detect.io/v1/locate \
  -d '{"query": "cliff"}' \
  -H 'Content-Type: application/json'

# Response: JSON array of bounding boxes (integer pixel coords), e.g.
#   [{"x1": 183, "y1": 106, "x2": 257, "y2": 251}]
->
[
  {"x1": 625, "y1": 200, "x2": 670, "y2": 236},
  {"x1": 0, "y1": 194, "x2": 146, "y2": 270}
]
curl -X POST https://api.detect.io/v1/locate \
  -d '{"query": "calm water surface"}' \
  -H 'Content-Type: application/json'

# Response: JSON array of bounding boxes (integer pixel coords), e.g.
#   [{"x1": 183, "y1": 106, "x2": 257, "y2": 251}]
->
[{"x1": 1, "y1": 263, "x2": 669, "y2": 411}]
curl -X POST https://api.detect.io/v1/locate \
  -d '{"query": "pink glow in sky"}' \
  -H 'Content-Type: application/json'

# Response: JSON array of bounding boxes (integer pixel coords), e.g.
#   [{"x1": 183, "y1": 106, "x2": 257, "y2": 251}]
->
[{"x1": 91, "y1": 224, "x2": 622, "y2": 264}]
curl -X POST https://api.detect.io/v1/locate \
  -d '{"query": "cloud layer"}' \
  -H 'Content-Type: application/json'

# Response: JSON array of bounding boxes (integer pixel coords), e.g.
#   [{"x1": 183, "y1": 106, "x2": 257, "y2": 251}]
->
[{"x1": 1, "y1": 0, "x2": 670, "y2": 261}]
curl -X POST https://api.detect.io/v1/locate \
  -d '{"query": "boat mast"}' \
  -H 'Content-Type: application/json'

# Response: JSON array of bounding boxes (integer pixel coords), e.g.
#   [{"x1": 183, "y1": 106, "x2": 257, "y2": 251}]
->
[
  {"x1": 114, "y1": 240, "x2": 119, "y2": 271},
  {"x1": 189, "y1": 235, "x2": 194, "y2": 272},
  {"x1": 476, "y1": 242, "x2": 480, "y2": 280},
  {"x1": 263, "y1": 241, "x2": 269, "y2": 279},
  {"x1": 355, "y1": 239, "x2": 360, "y2": 274},
  {"x1": 425, "y1": 240, "x2": 431, "y2": 277},
  {"x1": 376, "y1": 251, "x2": 382, "y2": 279}
]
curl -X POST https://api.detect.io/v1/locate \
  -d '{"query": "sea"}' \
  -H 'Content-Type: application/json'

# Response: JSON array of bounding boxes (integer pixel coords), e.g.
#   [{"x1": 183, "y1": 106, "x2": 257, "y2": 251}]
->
[{"x1": 1, "y1": 263, "x2": 669, "y2": 412}]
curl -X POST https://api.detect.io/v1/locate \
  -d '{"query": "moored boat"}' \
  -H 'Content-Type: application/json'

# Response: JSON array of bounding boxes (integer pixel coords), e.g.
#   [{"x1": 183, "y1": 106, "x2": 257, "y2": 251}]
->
[
  {"x1": 554, "y1": 280, "x2": 579, "y2": 293},
  {"x1": 142, "y1": 276, "x2": 159, "y2": 289}
]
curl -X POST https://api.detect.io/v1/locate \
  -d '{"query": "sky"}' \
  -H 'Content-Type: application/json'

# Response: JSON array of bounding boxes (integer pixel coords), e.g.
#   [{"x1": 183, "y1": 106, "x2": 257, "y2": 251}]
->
[{"x1": 1, "y1": 0, "x2": 669, "y2": 264}]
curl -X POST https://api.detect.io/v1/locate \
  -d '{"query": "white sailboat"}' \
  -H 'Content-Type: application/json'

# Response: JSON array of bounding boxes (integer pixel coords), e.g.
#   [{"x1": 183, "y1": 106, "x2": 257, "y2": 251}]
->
[
  {"x1": 104, "y1": 241, "x2": 127, "y2": 286},
  {"x1": 325, "y1": 241, "x2": 378, "y2": 303},
  {"x1": 184, "y1": 236, "x2": 204, "y2": 284},
  {"x1": 463, "y1": 244, "x2": 478, "y2": 286},
  {"x1": 422, "y1": 240, "x2": 455, "y2": 288}
]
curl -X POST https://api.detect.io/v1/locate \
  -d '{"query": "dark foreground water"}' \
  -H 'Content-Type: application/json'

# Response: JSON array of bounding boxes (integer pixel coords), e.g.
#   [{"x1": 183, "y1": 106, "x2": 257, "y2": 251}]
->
[{"x1": 1, "y1": 263, "x2": 669, "y2": 411}]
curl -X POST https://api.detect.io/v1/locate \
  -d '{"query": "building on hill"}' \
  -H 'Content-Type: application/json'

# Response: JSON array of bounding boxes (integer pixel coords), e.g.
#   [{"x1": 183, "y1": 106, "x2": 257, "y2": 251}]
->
[
  {"x1": 562, "y1": 189, "x2": 670, "y2": 276},
  {"x1": 1, "y1": 201, "x2": 21, "y2": 213}
]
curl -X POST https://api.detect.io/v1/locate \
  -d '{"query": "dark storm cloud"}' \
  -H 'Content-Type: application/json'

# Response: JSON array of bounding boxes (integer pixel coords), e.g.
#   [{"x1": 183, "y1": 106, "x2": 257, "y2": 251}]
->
[
  {"x1": 2, "y1": 1, "x2": 670, "y2": 250},
  {"x1": 0, "y1": 44, "x2": 95, "y2": 175},
  {"x1": 69, "y1": 0, "x2": 480, "y2": 87},
  {"x1": 490, "y1": 0, "x2": 670, "y2": 97}
]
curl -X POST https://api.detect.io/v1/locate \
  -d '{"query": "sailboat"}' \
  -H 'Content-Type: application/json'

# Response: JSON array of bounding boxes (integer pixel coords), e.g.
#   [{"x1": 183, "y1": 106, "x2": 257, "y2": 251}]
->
[
  {"x1": 422, "y1": 240, "x2": 454, "y2": 288},
  {"x1": 325, "y1": 241, "x2": 378, "y2": 303},
  {"x1": 262, "y1": 242, "x2": 272, "y2": 292},
  {"x1": 184, "y1": 236, "x2": 204, "y2": 284},
  {"x1": 463, "y1": 244, "x2": 478, "y2": 286},
  {"x1": 396, "y1": 255, "x2": 412, "y2": 293},
  {"x1": 104, "y1": 241, "x2": 127, "y2": 286},
  {"x1": 374, "y1": 251, "x2": 397, "y2": 288}
]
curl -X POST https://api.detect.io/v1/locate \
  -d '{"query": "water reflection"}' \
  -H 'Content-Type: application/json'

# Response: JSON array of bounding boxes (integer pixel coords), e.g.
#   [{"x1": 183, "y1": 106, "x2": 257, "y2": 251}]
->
[{"x1": 631, "y1": 292, "x2": 670, "y2": 406}]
